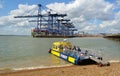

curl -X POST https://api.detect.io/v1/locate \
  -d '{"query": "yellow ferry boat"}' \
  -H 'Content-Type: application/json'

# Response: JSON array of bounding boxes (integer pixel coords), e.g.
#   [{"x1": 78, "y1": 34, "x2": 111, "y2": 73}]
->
[{"x1": 49, "y1": 39, "x2": 110, "y2": 66}]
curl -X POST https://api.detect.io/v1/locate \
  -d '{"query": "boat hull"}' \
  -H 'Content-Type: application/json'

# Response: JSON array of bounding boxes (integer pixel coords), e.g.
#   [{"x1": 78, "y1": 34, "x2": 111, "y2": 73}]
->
[
  {"x1": 50, "y1": 50, "x2": 97, "y2": 65},
  {"x1": 50, "y1": 50, "x2": 77, "y2": 64},
  {"x1": 32, "y1": 35, "x2": 76, "y2": 38}
]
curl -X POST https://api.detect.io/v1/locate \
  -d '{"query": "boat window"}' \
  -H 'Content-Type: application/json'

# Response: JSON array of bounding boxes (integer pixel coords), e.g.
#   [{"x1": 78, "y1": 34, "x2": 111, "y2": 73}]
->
[
  {"x1": 52, "y1": 45, "x2": 56, "y2": 49},
  {"x1": 56, "y1": 46, "x2": 57, "y2": 49},
  {"x1": 59, "y1": 45, "x2": 63, "y2": 49},
  {"x1": 52, "y1": 45, "x2": 58, "y2": 49}
]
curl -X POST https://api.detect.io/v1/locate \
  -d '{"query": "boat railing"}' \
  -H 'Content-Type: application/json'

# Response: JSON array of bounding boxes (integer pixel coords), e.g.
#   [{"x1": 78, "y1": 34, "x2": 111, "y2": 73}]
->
[{"x1": 61, "y1": 48, "x2": 102, "y2": 60}]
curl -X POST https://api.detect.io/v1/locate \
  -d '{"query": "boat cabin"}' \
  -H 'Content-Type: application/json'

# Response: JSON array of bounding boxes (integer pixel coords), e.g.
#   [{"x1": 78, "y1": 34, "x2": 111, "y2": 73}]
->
[{"x1": 52, "y1": 41, "x2": 72, "y2": 52}]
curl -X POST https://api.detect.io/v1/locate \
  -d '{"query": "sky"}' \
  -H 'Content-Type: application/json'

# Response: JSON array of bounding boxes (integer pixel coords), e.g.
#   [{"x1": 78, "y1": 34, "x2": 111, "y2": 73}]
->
[{"x1": 0, "y1": 0, "x2": 120, "y2": 35}]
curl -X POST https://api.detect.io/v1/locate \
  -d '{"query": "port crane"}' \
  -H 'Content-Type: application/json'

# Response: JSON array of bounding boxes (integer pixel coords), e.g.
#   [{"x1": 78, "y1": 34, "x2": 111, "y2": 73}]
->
[{"x1": 14, "y1": 4, "x2": 77, "y2": 37}]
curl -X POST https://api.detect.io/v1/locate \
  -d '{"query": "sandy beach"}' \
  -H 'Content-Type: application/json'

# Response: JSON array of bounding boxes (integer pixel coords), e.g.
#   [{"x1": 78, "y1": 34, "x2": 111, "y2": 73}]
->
[{"x1": 0, "y1": 62, "x2": 120, "y2": 76}]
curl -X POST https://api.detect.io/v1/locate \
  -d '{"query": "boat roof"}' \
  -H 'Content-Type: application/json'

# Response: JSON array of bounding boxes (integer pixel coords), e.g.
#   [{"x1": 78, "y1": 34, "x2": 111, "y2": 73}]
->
[{"x1": 52, "y1": 41, "x2": 72, "y2": 48}]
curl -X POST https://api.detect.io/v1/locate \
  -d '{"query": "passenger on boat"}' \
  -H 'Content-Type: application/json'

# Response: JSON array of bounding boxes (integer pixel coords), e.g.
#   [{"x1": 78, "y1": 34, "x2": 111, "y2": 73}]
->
[
  {"x1": 76, "y1": 46, "x2": 81, "y2": 52},
  {"x1": 68, "y1": 48, "x2": 72, "y2": 55},
  {"x1": 85, "y1": 50, "x2": 88, "y2": 55},
  {"x1": 63, "y1": 46, "x2": 69, "y2": 54},
  {"x1": 59, "y1": 45, "x2": 63, "y2": 52},
  {"x1": 72, "y1": 46, "x2": 77, "y2": 51},
  {"x1": 73, "y1": 51, "x2": 78, "y2": 58}
]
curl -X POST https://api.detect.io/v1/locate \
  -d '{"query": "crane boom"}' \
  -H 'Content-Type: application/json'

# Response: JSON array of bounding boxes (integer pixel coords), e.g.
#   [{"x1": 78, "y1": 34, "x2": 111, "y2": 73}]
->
[{"x1": 14, "y1": 4, "x2": 77, "y2": 37}]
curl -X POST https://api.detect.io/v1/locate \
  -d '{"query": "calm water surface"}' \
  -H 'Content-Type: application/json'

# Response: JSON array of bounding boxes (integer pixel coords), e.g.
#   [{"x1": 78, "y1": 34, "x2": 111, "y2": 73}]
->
[{"x1": 0, "y1": 36, "x2": 120, "y2": 70}]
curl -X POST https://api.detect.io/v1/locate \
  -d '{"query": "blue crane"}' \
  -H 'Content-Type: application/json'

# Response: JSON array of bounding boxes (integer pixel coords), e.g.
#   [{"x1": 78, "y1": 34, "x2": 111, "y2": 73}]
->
[{"x1": 14, "y1": 4, "x2": 77, "y2": 37}]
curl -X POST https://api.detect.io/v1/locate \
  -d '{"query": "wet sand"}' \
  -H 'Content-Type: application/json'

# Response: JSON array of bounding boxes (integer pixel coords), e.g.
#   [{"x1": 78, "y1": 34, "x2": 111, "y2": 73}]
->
[{"x1": 0, "y1": 62, "x2": 120, "y2": 76}]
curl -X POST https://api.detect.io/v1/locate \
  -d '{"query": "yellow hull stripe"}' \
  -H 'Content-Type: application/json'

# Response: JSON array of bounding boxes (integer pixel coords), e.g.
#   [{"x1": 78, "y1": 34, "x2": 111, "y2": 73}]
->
[
  {"x1": 51, "y1": 50, "x2": 60, "y2": 57},
  {"x1": 68, "y1": 56, "x2": 75, "y2": 64}
]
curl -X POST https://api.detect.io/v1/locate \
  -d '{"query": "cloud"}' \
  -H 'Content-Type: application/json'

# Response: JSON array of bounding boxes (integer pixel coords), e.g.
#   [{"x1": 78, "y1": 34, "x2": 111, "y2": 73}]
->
[
  {"x1": 10, "y1": 4, "x2": 38, "y2": 16},
  {"x1": 0, "y1": 4, "x2": 38, "y2": 35},
  {"x1": 99, "y1": 10, "x2": 120, "y2": 33},
  {"x1": 0, "y1": 0, "x2": 120, "y2": 35},
  {"x1": 47, "y1": 0, "x2": 114, "y2": 19},
  {"x1": 46, "y1": 0, "x2": 119, "y2": 34}
]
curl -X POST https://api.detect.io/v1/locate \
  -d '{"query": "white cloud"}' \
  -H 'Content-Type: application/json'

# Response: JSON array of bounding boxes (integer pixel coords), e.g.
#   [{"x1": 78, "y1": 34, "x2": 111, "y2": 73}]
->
[
  {"x1": 0, "y1": 0, "x2": 120, "y2": 35},
  {"x1": 99, "y1": 10, "x2": 120, "y2": 33},
  {"x1": 46, "y1": 0, "x2": 119, "y2": 34},
  {"x1": 47, "y1": 0, "x2": 114, "y2": 20},
  {"x1": 0, "y1": 4, "x2": 38, "y2": 35},
  {"x1": 10, "y1": 4, "x2": 38, "y2": 16},
  {"x1": 115, "y1": 11, "x2": 120, "y2": 20}
]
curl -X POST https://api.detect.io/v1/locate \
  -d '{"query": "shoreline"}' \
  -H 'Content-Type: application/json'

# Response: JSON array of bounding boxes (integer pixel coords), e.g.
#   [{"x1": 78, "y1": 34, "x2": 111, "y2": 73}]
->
[{"x1": 0, "y1": 62, "x2": 120, "y2": 76}]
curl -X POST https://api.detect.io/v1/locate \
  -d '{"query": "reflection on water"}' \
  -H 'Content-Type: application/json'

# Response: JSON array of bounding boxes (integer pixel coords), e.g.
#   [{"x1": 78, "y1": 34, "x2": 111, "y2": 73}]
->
[
  {"x1": 49, "y1": 54, "x2": 69, "y2": 65},
  {"x1": 105, "y1": 38, "x2": 120, "y2": 42}
]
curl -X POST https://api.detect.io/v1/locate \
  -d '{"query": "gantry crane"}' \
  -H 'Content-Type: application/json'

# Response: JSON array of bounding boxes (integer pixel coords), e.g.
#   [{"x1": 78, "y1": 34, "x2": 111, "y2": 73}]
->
[{"x1": 14, "y1": 4, "x2": 77, "y2": 37}]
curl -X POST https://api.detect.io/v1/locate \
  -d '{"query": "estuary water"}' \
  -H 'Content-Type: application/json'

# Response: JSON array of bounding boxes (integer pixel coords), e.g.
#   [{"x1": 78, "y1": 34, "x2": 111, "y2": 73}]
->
[{"x1": 0, "y1": 36, "x2": 120, "y2": 71}]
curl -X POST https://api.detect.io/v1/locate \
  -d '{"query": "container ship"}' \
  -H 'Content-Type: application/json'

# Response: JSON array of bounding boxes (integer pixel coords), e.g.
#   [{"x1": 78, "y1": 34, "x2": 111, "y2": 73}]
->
[{"x1": 14, "y1": 4, "x2": 77, "y2": 38}]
